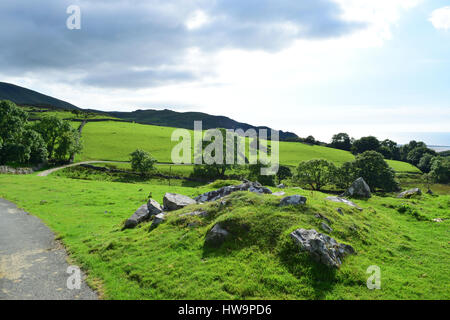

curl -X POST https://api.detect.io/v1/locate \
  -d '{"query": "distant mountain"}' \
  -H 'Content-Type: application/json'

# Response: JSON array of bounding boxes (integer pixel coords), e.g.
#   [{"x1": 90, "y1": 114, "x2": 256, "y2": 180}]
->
[
  {"x1": 108, "y1": 109, "x2": 299, "y2": 141},
  {"x1": 0, "y1": 82, "x2": 299, "y2": 140},
  {"x1": 0, "y1": 82, "x2": 79, "y2": 110}
]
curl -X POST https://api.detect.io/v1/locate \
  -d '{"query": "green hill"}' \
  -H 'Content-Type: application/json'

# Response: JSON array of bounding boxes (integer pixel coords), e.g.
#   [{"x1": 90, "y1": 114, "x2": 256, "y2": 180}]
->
[
  {"x1": 0, "y1": 82, "x2": 80, "y2": 110},
  {"x1": 76, "y1": 121, "x2": 420, "y2": 173},
  {"x1": 0, "y1": 174, "x2": 447, "y2": 299},
  {"x1": 108, "y1": 109, "x2": 299, "y2": 142}
]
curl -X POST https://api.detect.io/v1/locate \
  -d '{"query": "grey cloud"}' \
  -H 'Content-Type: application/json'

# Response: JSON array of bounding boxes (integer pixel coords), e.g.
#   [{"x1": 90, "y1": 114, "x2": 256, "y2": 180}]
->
[{"x1": 0, "y1": 0, "x2": 363, "y2": 88}]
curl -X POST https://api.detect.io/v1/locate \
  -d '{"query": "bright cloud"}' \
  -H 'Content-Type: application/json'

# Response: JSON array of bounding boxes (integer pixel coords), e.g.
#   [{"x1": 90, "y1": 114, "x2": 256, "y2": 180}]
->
[{"x1": 429, "y1": 6, "x2": 450, "y2": 30}]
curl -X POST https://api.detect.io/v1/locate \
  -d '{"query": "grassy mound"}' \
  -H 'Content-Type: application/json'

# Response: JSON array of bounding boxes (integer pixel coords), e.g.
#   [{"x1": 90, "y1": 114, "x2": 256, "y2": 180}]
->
[{"x1": 0, "y1": 174, "x2": 447, "y2": 299}]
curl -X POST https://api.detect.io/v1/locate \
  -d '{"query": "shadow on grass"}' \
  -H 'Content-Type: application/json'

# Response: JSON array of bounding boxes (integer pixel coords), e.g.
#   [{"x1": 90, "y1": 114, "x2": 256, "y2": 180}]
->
[{"x1": 277, "y1": 241, "x2": 338, "y2": 300}]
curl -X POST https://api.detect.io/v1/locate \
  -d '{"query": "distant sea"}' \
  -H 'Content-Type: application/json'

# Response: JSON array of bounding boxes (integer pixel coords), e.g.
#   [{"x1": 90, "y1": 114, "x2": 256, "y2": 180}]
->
[{"x1": 428, "y1": 146, "x2": 450, "y2": 152}]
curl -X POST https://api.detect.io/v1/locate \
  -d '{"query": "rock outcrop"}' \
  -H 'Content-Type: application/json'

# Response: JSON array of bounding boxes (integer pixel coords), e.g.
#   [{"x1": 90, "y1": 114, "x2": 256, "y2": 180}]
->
[
  {"x1": 150, "y1": 213, "x2": 166, "y2": 228},
  {"x1": 124, "y1": 198, "x2": 164, "y2": 229},
  {"x1": 342, "y1": 177, "x2": 371, "y2": 198},
  {"x1": 0, "y1": 166, "x2": 34, "y2": 175},
  {"x1": 124, "y1": 204, "x2": 151, "y2": 229},
  {"x1": 195, "y1": 181, "x2": 272, "y2": 203},
  {"x1": 205, "y1": 223, "x2": 230, "y2": 247},
  {"x1": 279, "y1": 195, "x2": 307, "y2": 206},
  {"x1": 320, "y1": 222, "x2": 333, "y2": 233},
  {"x1": 181, "y1": 210, "x2": 209, "y2": 218},
  {"x1": 325, "y1": 196, "x2": 362, "y2": 211},
  {"x1": 147, "y1": 199, "x2": 163, "y2": 215},
  {"x1": 397, "y1": 188, "x2": 422, "y2": 199},
  {"x1": 290, "y1": 229, "x2": 355, "y2": 268},
  {"x1": 163, "y1": 193, "x2": 196, "y2": 211}
]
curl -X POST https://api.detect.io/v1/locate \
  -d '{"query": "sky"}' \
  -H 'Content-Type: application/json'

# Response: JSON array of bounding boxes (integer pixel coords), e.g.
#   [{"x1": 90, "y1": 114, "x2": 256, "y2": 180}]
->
[{"x1": 0, "y1": 0, "x2": 449, "y2": 145}]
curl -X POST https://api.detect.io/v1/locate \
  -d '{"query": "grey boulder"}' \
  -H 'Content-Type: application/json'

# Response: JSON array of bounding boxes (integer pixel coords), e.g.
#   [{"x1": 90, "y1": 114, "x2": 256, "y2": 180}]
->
[
  {"x1": 277, "y1": 184, "x2": 286, "y2": 189},
  {"x1": 147, "y1": 198, "x2": 163, "y2": 215},
  {"x1": 320, "y1": 222, "x2": 333, "y2": 233},
  {"x1": 326, "y1": 196, "x2": 362, "y2": 211},
  {"x1": 163, "y1": 193, "x2": 196, "y2": 211},
  {"x1": 342, "y1": 177, "x2": 371, "y2": 198},
  {"x1": 280, "y1": 195, "x2": 307, "y2": 206},
  {"x1": 181, "y1": 211, "x2": 209, "y2": 218},
  {"x1": 124, "y1": 204, "x2": 151, "y2": 229},
  {"x1": 205, "y1": 223, "x2": 230, "y2": 247},
  {"x1": 150, "y1": 213, "x2": 166, "y2": 228},
  {"x1": 195, "y1": 181, "x2": 272, "y2": 203},
  {"x1": 397, "y1": 188, "x2": 422, "y2": 199},
  {"x1": 290, "y1": 229, "x2": 355, "y2": 268}
]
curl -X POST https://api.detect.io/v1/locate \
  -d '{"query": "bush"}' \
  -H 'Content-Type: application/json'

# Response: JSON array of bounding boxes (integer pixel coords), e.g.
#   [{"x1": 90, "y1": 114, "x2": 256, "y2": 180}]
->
[
  {"x1": 353, "y1": 151, "x2": 399, "y2": 192},
  {"x1": 407, "y1": 147, "x2": 436, "y2": 166},
  {"x1": 330, "y1": 133, "x2": 351, "y2": 151},
  {"x1": 351, "y1": 136, "x2": 380, "y2": 155},
  {"x1": 130, "y1": 149, "x2": 157, "y2": 177},
  {"x1": 333, "y1": 161, "x2": 358, "y2": 190},
  {"x1": 295, "y1": 159, "x2": 336, "y2": 191},
  {"x1": 276, "y1": 165, "x2": 293, "y2": 183},
  {"x1": 418, "y1": 154, "x2": 434, "y2": 173},
  {"x1": 429, "y1": 157, "x2": 449, "y2": 184},
  {"x1": 33, "y1": 116, "x2": 82, "y2": 162},
  {"x1": 248, "y1": 162, "x2": 276, "y2": 186}
]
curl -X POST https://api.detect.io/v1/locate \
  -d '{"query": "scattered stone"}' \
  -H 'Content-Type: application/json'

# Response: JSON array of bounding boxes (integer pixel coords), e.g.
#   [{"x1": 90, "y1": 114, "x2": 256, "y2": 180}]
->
[
  {"x1": 219, "y1": 200, "x2": 227, "y2": 208},
  {"x1": 151, "y1": 213, "x2": 166, "y2": 228},
  {"x1": 315, "y1": 213, "x2": 331, "y2": 225},
  {"x1": 277, "y1": 184, "x2": 286, "y2": 189},
  {"x1": 0, "y1": 165, "x2": 34, "y2": 175},
  {"x1": 433, "y1": 218, "x2": 445, "y2": 223},
  {"x1": 426, "y1": 189, "x2": 434, "y2": 195},
  {"x1": 320, "y1": 222, "x2": 333, "y2": 233},
  {"x1": 272, "y1": 191, "x2": 286, "y2": 197},
  {"x1": 195, "y1": 181, "x2": 272, "y2": 203},
  {"x1": 342, "y1": 177, "x2": 371, "y2": 198},
  {"x1": 326, "y1": 196, "x2": 362, "y2": 211},
  {"x1": 163, "y1": 193, "x2": 196, "y2": 211},
  {"x1": 124, "y1": 204, "x2": 151, "y2": 229},
  {"x1": 181, "y1": 211, "x2": 209, "y2": 218},
  {"x1": 336, "y1": 208, "x2": 344, "y2": 215},
  {"x1": 290, "y1": 228, "x2": 355, "y2": 268},
  {"x1": 279, "y1": 195, "x2": 307, "y2": 206},
  {"x1": 147, "y1": 198, "x2": 163, "y2": 215},
  {"x1": 397, "y1": 188, "x2": 422, "y2": 199},
  {"x1": 205, "y1": 223, "x2": 230, "y2": 247}
]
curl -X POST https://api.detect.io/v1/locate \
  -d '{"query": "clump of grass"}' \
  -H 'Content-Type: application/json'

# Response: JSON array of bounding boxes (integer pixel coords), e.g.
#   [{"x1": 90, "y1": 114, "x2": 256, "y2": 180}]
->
[{"x1": 396, "y1": 203, "x2": 429, "y2": 221}]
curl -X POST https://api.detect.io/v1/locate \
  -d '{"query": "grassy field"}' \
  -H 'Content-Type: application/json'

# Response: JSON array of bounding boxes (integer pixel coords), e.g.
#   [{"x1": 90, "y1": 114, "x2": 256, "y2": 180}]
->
[
  {"x1": 0, "y1": 174, "x2": 448, "y2": 299},
  {"x1": 76, "y1": 121, "x2": 420, "y2": 173}
]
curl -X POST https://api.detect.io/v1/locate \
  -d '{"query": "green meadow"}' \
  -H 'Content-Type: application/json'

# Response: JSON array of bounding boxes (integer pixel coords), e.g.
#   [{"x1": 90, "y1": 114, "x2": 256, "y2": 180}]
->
[
  {"x1": 0, "y1": 174, "x2": 448, "y2": 299},
  {"x1": 76, "y1": 121, "x2": 420, "y2": 173}
]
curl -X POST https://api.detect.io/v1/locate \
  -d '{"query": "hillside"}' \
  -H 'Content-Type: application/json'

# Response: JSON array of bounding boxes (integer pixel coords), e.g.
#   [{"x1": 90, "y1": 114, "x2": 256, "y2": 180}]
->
[
  {"x1": 108, "y1": 109, "x2": 299, "y2": 141},
  {"x1": 0, "y1": 82, "x2": 298, "y2": 141},
  {"x1": 0, "y1": 174, "x2": 447, "y2": 299},
  {"x1": 75, "y1": 121, "x2": 420, "y2": 173},
  {"x1": 0, "y1": 82, "x2": 80, "y2": 110}
]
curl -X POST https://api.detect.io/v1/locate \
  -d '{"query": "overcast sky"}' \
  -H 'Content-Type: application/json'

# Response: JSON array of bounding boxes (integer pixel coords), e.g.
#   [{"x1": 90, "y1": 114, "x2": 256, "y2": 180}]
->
[{"x1": 1, "y1": 0, "x2": 449, "y2": 145}]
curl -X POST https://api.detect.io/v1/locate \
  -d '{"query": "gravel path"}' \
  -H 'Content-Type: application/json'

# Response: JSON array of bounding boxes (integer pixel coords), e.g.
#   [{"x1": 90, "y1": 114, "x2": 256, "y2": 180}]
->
[
  {"x1": 37, "y1": 161, "x2": 128, "y2": 176},
  {"x1": 0, "y1": 198, "x2": 98, "y2": 300}
]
